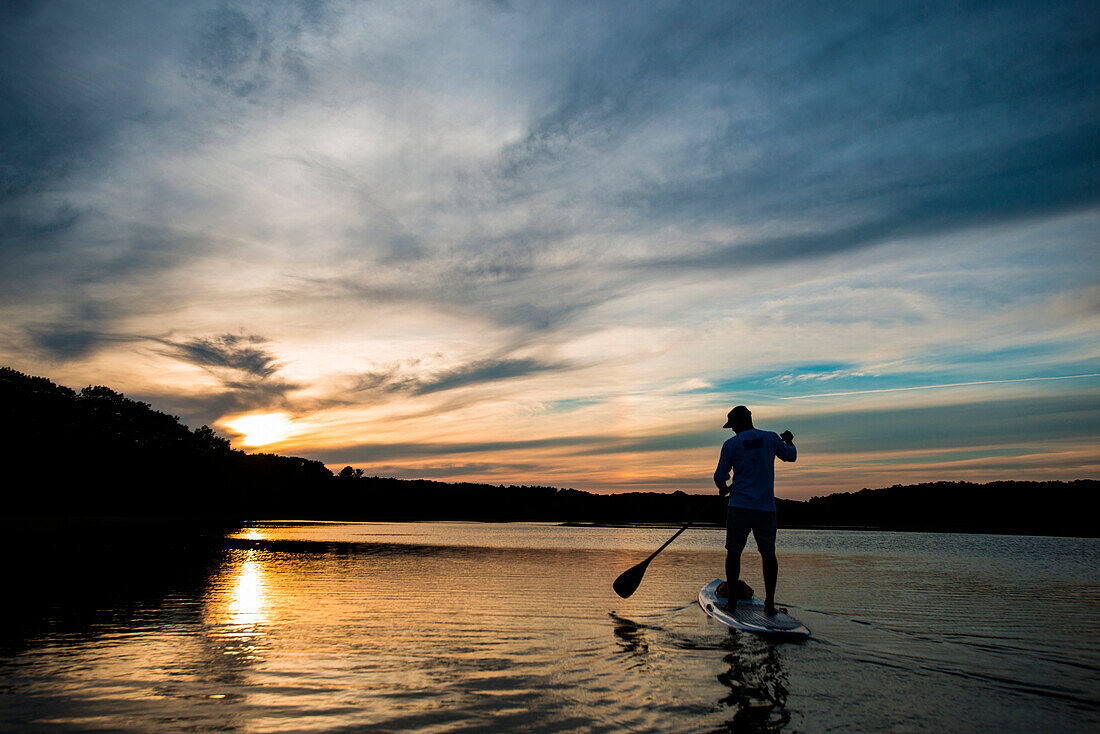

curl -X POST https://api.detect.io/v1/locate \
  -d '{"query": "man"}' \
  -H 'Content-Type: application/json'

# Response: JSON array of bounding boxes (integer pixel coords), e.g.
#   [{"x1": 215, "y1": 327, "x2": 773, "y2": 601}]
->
[{"x1": 713, "y1": 405, "x2": 796, "y2": 615}]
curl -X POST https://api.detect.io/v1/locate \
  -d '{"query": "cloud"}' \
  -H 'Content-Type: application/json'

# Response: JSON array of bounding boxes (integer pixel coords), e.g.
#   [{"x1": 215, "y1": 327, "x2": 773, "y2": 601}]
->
[
  {"x1": 766, "y1": 365, "x2": 867, "y2": 387},
  {"x1": 151, "y1": 333, "x2": 300, "y2": 418},
  {"x1": 357, "y1": 462, "x2": 543, "y2": 480},
  {"x1": 159, "y1": 334, "x2": 281, "y2": 378},
  {"x1": 491, "y1": 0, "x2": 1100, "y2": 278},
  {"x1": 789, "y1": 391, "x2": 1100, "y2": 454},
  {"x1": 27, "y1": 326, "x2": 121, "y2": 361},
  {"x1": 356, "y1": 356, "x2": 569, "y2": 397},
  {"x1": 183, "y1": 3, "x2": 330, "y2": 99},
  {"x1": 302, "y1": 389, "x2": 1099, "y2": 488},
  {"x1": 20, "y1": 301, "x2": 135, "y2": 361},
  {"x1": 3, "y1": 0, "x2": 1096, "y2": 331},
  {"x1": 777, "y1": 373, "x2": 1100, "y2": 401},
  {"x1": 305, "y1": 434, "x2": 611, "y2": 465}
]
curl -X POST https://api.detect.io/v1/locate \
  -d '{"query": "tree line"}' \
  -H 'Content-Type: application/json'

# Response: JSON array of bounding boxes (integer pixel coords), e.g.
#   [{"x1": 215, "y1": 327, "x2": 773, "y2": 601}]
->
[
  {"x1": 2, "y1": 367, "x2": 1094, "y2": 536},
  {"x1": 1, "y1": 367, "x2": 330, "y2": 521}
]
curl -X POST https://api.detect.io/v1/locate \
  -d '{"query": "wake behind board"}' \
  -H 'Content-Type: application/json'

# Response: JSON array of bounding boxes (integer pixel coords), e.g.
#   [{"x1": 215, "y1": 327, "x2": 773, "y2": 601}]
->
[{"x1": 698, "y1": 579, "x2": 810, "y2": 638}]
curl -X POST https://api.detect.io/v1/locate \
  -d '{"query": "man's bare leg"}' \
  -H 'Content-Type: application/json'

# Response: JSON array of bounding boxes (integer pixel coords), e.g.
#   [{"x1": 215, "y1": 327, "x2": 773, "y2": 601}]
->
[
  {"x1": 724, "y1": 551, "x2": 741, "y2": 611},
  {"x1": 761, "y1": 552, "x2": 779, "y2": 615}
]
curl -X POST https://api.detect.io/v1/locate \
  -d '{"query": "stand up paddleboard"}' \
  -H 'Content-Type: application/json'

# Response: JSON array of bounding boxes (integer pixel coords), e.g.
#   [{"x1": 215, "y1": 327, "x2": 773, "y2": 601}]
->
[{"x1": 698, "y1": 579, "x2": 810, "y2": 638}]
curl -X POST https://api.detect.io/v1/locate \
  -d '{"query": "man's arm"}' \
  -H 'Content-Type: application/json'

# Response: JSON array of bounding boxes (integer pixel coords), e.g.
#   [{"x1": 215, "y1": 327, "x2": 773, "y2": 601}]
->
[
  {"x1": 713, "y1": 441, "x2": 732, "y2": 495},
  {"x1": 776, "y1": 430, "x2": 797, "y2": 462}
]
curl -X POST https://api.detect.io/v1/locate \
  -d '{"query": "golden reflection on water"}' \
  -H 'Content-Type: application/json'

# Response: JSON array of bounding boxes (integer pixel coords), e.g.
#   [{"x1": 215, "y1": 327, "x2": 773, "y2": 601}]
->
[
  {"x1": 226, "y1": 553, "x2": 267, "y2": 627},
  {"x1": 206, "y1": 549, "x2": 272, "y2": 669}
]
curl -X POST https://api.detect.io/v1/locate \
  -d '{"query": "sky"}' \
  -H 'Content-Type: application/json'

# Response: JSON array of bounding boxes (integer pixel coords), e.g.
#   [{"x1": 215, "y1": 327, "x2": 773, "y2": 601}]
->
[{"x1": 1, "y1": 0, "x2": 1098, "y2": 498}]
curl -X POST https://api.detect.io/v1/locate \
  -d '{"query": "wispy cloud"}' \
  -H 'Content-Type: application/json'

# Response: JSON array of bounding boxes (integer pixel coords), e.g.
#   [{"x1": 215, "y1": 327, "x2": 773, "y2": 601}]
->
[
  {"x1": 356, "y1": 356, "x2": 569, "y2": 397},
  {"x1": 147, "y1": 333, "x2": 300, "y2": 419},
  {"x1": 158, "y1": 334, "x2": 282, "y2": 379},
  {"x1": 778, "y1": 374, "x2": 1100, "y2": 400}
]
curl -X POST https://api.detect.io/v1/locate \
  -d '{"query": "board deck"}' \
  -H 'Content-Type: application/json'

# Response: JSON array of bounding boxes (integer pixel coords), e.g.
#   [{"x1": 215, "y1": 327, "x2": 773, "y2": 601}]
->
[{"x1": 698, "y1": 579, "x2": 811, "y2": 638}]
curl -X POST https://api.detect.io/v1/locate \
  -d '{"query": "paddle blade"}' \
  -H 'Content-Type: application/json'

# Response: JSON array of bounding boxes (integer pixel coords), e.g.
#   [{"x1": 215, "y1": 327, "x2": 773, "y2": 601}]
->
[{"x1": 612, "y1": 560, "x2": 650, "y2": 598}]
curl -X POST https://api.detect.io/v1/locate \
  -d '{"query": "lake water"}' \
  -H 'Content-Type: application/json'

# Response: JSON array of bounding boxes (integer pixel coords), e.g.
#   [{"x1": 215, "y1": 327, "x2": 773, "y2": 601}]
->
[{"x1": 2, "y1": 523, "x2": 1098, "y2": 732}]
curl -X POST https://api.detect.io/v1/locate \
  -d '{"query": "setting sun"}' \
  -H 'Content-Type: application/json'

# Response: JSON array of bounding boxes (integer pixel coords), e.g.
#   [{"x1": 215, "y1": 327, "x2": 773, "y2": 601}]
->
[{"x1": 224, "y1": 413, "x2": 294, "y2": 447}]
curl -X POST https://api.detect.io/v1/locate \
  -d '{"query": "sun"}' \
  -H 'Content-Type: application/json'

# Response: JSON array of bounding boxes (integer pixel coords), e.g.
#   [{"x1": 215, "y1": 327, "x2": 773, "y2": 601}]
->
[{"x1": 224, "y1": 412, "x2": 294, "y2": 447}]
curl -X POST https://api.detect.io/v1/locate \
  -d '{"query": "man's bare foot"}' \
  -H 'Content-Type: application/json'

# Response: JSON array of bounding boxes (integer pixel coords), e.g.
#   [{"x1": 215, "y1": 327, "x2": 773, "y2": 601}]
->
[{"x1": 763, "y1": 602, "x2": 787, "y2": 616}]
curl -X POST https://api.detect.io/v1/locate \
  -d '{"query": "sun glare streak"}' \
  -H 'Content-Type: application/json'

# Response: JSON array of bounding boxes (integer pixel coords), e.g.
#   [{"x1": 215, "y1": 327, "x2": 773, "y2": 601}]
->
[
  {"x1": 224, "y1": 412, "x2": 294, "y2": 446},
  {"x1": 228, "y1": 556, "x2": 267, "y2": 627}
]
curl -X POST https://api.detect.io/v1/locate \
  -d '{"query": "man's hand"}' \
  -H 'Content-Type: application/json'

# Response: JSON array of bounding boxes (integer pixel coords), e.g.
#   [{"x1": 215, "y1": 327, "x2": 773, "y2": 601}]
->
[
  {"x1": 718, "y1": 484, "x2": 731, "y2": 497},
  {"x1": 780, "y1": 430, "x2": 794, "y2": 445}
]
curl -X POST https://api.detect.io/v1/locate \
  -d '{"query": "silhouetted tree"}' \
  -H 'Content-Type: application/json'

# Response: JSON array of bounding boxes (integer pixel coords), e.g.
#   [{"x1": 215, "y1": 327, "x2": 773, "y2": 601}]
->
[{"x1": 1, "y1": 367, "x2": 332, "y2": 520}]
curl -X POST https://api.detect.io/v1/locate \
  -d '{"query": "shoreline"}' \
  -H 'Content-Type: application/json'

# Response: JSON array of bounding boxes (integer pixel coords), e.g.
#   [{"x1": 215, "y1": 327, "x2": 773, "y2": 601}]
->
[{"x1": 5, "y1": 515, "x2": 1095, "y2": 541}]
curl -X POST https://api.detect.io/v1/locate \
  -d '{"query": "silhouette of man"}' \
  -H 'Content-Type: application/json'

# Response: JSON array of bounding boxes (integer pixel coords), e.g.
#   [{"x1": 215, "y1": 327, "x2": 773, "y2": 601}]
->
[{"x1": 713, "y1": 405, "x2": 796, "y2": 615}]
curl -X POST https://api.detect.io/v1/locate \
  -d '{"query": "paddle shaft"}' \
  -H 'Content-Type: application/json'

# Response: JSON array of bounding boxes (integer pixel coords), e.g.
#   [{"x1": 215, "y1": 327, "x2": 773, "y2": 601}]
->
[
  {"x1": 613, "y1": 492, "x2": 730, "y2": 598},
  {"x1": 640, "y1": 493, "x2": 727, "y2": 565}
]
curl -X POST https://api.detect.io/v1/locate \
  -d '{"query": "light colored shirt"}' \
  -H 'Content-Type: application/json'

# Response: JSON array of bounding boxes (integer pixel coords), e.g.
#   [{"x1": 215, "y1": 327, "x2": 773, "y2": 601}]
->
[{"x1": 713, "y1": 429, "x2": 797, "y2": 511}]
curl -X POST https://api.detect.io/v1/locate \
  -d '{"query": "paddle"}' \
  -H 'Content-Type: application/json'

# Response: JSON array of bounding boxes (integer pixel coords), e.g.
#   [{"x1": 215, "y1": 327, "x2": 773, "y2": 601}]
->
[{"x1": 612, "y1": 493, "x2": 726, "y2": 598}]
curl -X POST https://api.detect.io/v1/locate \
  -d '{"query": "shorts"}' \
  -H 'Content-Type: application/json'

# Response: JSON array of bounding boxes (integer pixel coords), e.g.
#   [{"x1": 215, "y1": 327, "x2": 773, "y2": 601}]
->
[{"x1": 725, "y1": 507, "x2": 777, "y2": 555}]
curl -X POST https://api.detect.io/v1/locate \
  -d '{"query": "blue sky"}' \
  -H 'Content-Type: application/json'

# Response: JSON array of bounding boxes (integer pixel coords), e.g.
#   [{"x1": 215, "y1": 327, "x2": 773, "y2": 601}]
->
[{"x1": 1, "y1": 0, "x2": 1097, "y2": 495}]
